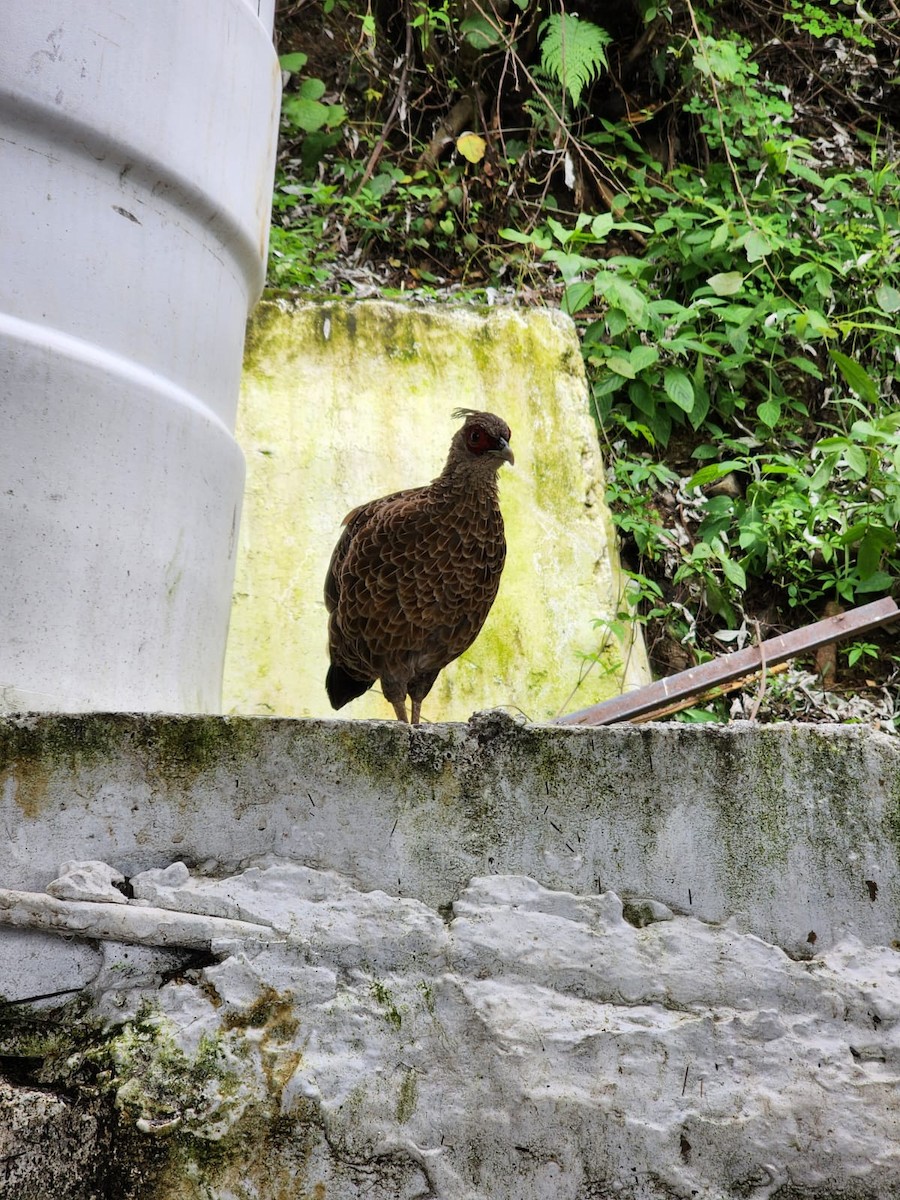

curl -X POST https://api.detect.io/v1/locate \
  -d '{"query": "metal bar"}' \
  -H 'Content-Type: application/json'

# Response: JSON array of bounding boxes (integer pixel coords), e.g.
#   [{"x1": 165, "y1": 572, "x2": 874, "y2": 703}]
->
[
  {"x1": 630, "y1": 661, "x2": 791, "y2": 724},
  {"x1": 556, "y1": 597, "x2": 900, "y2": 727}
]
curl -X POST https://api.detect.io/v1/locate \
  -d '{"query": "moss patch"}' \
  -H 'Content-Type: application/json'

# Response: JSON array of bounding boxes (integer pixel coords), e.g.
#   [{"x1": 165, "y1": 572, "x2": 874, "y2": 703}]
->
[
  {"x1": 396, "y1": 1066, "x2": 418, "y2": 1124},
  {"x1": 0, "y1": 715, "x2": 121, "y2": 775},
  {"x1": 132, "y1": 716, "x2": 269, "y2": 782}
]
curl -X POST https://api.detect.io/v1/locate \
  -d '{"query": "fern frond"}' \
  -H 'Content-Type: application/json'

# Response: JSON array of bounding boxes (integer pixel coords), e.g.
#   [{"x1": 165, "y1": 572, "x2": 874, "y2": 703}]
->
[{"x1": 538, "y1": 14, "x2": 611, "y2": 109}]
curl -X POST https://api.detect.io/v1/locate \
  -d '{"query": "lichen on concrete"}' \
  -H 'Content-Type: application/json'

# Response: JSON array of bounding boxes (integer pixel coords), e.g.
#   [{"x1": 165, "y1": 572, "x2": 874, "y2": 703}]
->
[
  {"x1": 224, "y1": 298, "x2": 650, "y2": 722},
  {"x1": 5, "y1": 860, "x2": 900, "y2": 1199},
  {"x1": 1, "y1": 714, "x2": 899, "y2": 959},
  {"x1": 0, "y1": 715, "x2": 900, "y2": 1196}
]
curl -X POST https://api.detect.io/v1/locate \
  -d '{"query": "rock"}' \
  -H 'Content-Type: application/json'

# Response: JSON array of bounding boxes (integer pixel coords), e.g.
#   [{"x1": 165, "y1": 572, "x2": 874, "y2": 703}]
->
[
  {"x1": 47, "y1": 859, "x2": 127, "y2": 904},
  {"x1": 0, "y1": 1082, "x2": 103, "y2": 1200},
  {"x1": 622, "y1": 897, "x2": 675, "y2": 927},
  {"x1": 25, "y1": 860, "x2": 900, "y2": 1200},
  {"x1": 90, "y1": 942, "x2": 198, "y2": 996},
  {"x1": 0, "y1": 887, "x2": 278, "y2": 950},
  {"x1": 2, "y1": 716, "x2": 900, "y2": 1195}
]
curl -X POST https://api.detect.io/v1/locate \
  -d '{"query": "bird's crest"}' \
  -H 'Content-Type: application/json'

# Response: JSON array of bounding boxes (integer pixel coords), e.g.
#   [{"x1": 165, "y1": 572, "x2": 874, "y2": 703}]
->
[{"x1": 452, "y1": 407, "x2": 480, "y2": 422}]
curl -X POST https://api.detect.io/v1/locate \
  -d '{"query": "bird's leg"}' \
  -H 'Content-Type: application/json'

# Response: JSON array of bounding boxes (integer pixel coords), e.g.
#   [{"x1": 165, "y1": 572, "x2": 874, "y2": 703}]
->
[
  {"x1": 408, "y1": 672, "x2": 438, "y2": 728},
  {"x1": 381, "y1": 678, "x2": 409, "y2": 722}
]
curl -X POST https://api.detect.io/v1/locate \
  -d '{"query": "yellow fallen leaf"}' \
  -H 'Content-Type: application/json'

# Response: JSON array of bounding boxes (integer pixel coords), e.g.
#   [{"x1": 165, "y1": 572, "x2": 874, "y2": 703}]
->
[{"x1": 457, "y1": 131, "x2": 486, "y2": 163}]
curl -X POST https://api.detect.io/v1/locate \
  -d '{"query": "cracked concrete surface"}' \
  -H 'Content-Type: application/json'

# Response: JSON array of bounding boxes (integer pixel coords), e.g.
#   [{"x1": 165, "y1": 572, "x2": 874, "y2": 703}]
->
[{"x1": 0, "y1": 713, "x2": 899, "y2": 1198}]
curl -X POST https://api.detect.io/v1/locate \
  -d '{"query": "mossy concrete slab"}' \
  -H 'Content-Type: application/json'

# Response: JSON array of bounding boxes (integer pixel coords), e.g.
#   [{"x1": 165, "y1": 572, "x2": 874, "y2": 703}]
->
[
  {"x1": 2, "y1": 714, "x2": 900, "y2": 1199},
  {"x1": 223, "y1": 299, "x2": 649, "y2": 721},
  {"x1": 1, "y1": 714, "x2": 899, "y2": 959}
]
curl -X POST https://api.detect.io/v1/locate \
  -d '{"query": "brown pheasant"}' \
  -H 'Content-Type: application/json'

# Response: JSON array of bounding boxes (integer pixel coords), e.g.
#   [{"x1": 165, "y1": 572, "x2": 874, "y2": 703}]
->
[{"x1": 324, "y1": 409, "x2": 514, "y2": 724}]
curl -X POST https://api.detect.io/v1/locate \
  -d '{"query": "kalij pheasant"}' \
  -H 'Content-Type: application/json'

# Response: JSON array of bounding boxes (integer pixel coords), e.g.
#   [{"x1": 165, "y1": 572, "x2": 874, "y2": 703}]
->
[{"x1": 324, "y1": 409, "x2": 514, "y2": 724}]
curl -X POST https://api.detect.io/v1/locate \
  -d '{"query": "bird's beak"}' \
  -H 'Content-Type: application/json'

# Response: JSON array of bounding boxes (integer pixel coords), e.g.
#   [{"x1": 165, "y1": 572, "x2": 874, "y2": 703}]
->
[{"x1": 495, "y1": 438, "x2": 515, "y2": 466}]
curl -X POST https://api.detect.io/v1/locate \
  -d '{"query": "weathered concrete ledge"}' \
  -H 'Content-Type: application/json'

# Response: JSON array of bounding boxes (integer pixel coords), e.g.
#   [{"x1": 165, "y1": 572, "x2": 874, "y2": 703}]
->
[
  {"x1": 1, "y1": 713, "x2": 898, "y2": 957},
  {"x1": 2, "y1": 714, "x2": 900, "y2": 1200}
]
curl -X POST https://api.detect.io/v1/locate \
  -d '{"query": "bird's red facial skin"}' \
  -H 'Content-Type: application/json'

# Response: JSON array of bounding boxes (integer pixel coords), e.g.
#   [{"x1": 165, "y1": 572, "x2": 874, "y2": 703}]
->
[
  {"x1": 466, "y1": 425, "x2": 511, "y2": 456},
  {"x1": 466, "y1": 426, "x2": 492, "y2": 455}
]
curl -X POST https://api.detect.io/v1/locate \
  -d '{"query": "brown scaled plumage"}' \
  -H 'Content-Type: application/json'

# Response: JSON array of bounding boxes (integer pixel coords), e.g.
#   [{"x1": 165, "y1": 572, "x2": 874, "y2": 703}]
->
[{"x1": 324, "y1": 409, "x2": 514, "y2": 724}]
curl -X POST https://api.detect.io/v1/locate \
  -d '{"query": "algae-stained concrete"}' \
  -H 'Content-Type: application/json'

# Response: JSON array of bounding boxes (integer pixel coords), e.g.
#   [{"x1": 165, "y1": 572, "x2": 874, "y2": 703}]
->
[
  {"x1": 2, "y1": 714, "x2": 900, "y2": 1200},
  {"x1": 1, "y1": 713, "x2": 899, "y2": 957},
  {"x1": 223, "y1": 299, "x2": 649, "y2": 721}
]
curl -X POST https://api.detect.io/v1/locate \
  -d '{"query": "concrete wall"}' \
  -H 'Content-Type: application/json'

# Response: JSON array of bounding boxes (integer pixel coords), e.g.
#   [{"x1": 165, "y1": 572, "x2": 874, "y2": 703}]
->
[
  {"x1": 0, "y1": 714, "x2": 899, "y2": 1198},
  {"x1": 223, "y1": 300, "x2": 650, "y2": 721}
]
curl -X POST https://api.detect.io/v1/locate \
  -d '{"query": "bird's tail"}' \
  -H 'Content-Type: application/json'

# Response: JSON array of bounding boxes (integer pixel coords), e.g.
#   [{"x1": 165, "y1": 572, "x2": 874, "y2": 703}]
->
[{"x1": 326, "y1": 663, "x2": 374, "y2": 710}]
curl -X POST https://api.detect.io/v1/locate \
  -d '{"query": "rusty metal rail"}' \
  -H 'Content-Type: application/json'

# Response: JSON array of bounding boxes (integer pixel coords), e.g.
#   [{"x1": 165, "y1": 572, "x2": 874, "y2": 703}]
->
[{"x1": 557, "y1": 597, "x2": 900, "y2": 727}]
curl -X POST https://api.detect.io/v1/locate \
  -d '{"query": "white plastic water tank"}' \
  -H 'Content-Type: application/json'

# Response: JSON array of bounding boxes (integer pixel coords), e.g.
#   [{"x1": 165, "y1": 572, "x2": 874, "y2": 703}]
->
[{"x1": 0, "y1": 1, "x2": 281, "y2": 712}]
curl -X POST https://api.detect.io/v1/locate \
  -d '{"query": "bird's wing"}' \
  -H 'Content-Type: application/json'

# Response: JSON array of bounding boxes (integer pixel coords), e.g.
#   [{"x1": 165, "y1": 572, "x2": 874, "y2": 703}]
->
[
  {"x1": 324, "y1": 488, "x2": 416, "y2": 614},
  {"x1": 330, "y1": 488, "x2": 505, "y2": 667}
]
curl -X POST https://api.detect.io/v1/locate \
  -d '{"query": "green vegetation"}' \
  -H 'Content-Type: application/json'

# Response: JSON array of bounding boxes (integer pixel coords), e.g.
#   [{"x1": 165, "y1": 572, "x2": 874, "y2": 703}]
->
[
  {"x1": 370, "y1": 979, "x2": 404, "y2": 1030},
  {"x1": 270, "y1": 1, "x2": 900, "y2": 716}
]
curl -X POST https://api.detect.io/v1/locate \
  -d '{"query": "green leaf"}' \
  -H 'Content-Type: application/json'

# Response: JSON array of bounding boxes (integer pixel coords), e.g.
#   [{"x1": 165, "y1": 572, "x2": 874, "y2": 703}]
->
[
  {"x1": 628, "y1": 379, "x2": 653, "y2": 415},
  {"x1": 629, "y1": 345, "x2": 660, "y2": 372},
  {"x1": 719, "y1": 554, "x2": 747, "y2": 590},
  {"x1": 538, "y1": 13, "x2": 611, "y2": 107},
  {"x1": 707, "y1": 272, "x2": 743, "y2": 296},
  {"x1": 281, "y1": 94, "x2": 330, "y2": 133},
  {"x1": 677, "y1": 708, "x2": 722, "y2": 724},
  {"x1": 544, "y1": 249, "x2": 595, "y2": 283},
  {"x1": 594, "y1": 273, "x2": 648, "y2": 325},
  {"x1": 793, "y1": 309, "x2": 834, "y2": 340},
  {"x1": 785, "y1": 355, "x2": 824, "y2": 380},
  {"x1": 848, "y1": 420, "x2": 878, "y2": 443},
  {"x1": 702, "y1": 578, "x2": 737, "y2": 624},
  {"x1": 857, "y1": 527, "x2": 896, "y2": 576},
  {"x1": 498, "y1": 227, "x2": 532, "y2": 245},
  {"x1": 561, "y1": 281, "x2": 594, "y2": 315},
  {"x1": 687, "y1": 461, "x2": 745, "y2": 490},
  {"x1": 710, "y1": 222, "x2": 730, "y2": 251},
  {"x1": 590, "y1": 371, "x2": 624, "y2": 397},
  {"x1": 760, "y1": 462, "x2": 803, "y2": 477},
  {"x1": 607, "y1": 355, "x2": 636, "y2": 379},
  {"x1": 829, "y1": 350, "x2": 879, "y2": 405},
  {"x1": 808, "y1": 454, "x2": 838, "y2": 490},
  {"x1": 460, "y1": 15, "x2": 502, "y2": 48},
  {"x1": 856, "y1": 570, "x2": 894, "y2": 594},
  {"x1": 689, "y1": 385, "x2": 710, "y2": 430},
  {"x1": 279, "y1": 52, "x2": 308, "y2": 72},
  {"x1": 590, "y1": 213, "x2": 616, "y2": 239},
  {"x1": 545, "y1": 215, "x2": 574, "y2": 245},
  {"x1": 663, "y1": 368, "x2": 694, "y2": 413},
  {"x1": 694, "y1": 36, "x2": 744, "y2": 82},
  {"x1": 757, "y1": 399, "x2": 781, "y2": 428},
  {"x1": 605, "y1": 308, "x2": 628, "y2": 336},
  {"x1": 875, "y1": 284, "x2": 900, "y2": 314},
  {"x1": 629, "y1": 421, "x2": 658, "y2": 447},
  {"x1": 364, "y1": 172, "x2": 396, "y2": 199},
  {"x1": 743, "y1": 231, "x2": 772, "y2": 262},
  {"x1": 588, "y1": 213, "x2": 653, "y2": 241},
  {"x1": 499, "y1": 227, "x2": 552, "y2": 250},
  {"x1": 843, "y1": 444, "x2": 868, "y2": 477},
  {"x1": 650, "y1": 407, "x2": 672, "y2": 447},
  {"x1": 298, "y1": 77, "x2": 326, "y2": 101}
]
